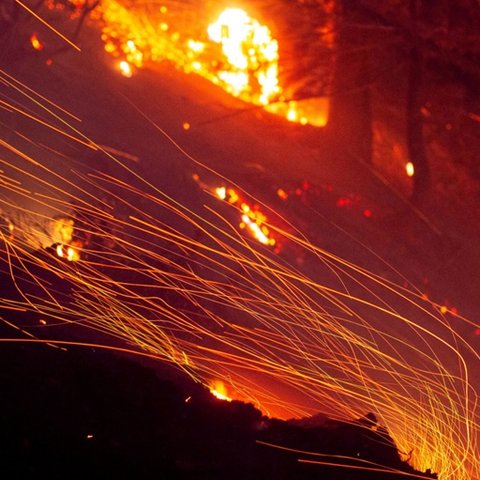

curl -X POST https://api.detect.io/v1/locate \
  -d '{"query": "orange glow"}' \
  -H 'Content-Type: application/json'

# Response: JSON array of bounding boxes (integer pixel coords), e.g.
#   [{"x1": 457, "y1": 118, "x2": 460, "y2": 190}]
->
[
  {"x1": 187, "y1": 39, "x2": 205, "y2": 54},
  {"x1": 267, "y1": 97, "x2": 330, "y2": 127},
  {"x1": 4, "y1": 8, "x2": 479, "y2": 480},
  {"x1": 215, "y1": 186, "x2": 227, "y2": 200},
  {"x1": 240, "y1": 203, "x2": 275, "y2": 246},
  {"x1": 276, "y1": 188, "x2": 288, "y2": 201},
  {"x1": 124, "y1": 39, "x2": 143, "y2": 67},
  {"x1": 50, "y1": 218, "x2": 81, "y2": 261}
]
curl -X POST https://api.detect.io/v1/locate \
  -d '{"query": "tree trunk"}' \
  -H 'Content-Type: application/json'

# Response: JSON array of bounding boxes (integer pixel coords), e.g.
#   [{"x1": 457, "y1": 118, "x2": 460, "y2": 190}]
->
[
  {"x1": 407, "y1": 0, "x2": 430, "y2": 203},
  {"x1": 327, "y1": 0, "x2": 373, "y2": 164}
]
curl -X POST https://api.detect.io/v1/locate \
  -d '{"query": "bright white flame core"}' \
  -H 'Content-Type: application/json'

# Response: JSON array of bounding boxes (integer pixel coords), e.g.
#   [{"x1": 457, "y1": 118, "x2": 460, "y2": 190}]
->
[{"x1": 207, "y1": 8, "x2": 280, "y2": 104}]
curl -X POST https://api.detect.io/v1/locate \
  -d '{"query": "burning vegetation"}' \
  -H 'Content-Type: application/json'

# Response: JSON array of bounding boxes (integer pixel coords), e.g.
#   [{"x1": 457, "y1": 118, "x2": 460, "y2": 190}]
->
[
  {"x1": 48, "y1": 0, "x2": 331, "y2": 126},
  {"x1": 193, "y1": 173, "x2": 279, "y2": 249},
  {"x1": 0, "y1": 210, "x2": 82, "y2": 262}
]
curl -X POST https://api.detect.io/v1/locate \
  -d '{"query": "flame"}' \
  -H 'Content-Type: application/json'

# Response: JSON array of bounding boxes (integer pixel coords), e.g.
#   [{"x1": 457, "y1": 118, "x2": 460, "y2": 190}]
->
[
  {"x1": 52, "y1": 218, "x2": 74, "y2": 244},
  {"x1": 210, "y1": 380, "x2": 232, "y2": 402},
  {"x1": 207, "y1": 8, "x2": 280, "y2": 105},
  {"x1": 51, "y1": 218, "x2": 81, "y2": 261},
  {"x1": 89, "y1": 1, "x2": 329, "y2": 126},
  {"x1": 214, "y1": 185, "x2": 276, "y2": 247},
  {"x1": 56, "y1": 243, "x2": 80, "y2": 261}
]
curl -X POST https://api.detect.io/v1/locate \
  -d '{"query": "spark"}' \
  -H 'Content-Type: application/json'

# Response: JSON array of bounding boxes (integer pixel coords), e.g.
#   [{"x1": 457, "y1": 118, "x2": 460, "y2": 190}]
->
[{"x1": 2, "y1": 130, "x2": 478, "y2": 477}]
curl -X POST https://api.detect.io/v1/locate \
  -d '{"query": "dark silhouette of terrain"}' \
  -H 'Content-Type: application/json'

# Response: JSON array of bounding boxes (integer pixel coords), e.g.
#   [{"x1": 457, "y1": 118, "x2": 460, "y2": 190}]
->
[{"x1": 0, "y1": 341, "x2": 438, "y2": 480}]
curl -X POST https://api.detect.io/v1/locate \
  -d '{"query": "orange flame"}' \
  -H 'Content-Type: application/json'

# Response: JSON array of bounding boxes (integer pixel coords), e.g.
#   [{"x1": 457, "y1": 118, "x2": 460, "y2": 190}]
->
[
  {"x1": 214, "y1": 185, "x2": 276, "y2": 247},
  {"x1": 210, "y1": 380, "x2": 232, "y2": 402}
]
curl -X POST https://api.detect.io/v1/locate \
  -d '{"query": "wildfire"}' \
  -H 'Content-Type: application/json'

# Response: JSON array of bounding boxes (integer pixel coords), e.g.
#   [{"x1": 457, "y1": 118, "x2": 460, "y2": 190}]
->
[
  {"x1": 2, "y1": 103, "x2": 479, "y2": 480},
  {"x1": 85, "y1": 1, "x2": 329, "y2": 126}
]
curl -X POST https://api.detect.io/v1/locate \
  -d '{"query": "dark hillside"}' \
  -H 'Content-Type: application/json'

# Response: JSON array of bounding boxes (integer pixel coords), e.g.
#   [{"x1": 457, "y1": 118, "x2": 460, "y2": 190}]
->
[{"x1": 0, "y1": 342, "x2": 437, "y2": 479}]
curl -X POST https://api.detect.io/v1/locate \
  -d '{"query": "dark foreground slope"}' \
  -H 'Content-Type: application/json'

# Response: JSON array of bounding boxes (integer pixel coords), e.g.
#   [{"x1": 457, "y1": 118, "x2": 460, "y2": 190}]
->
[{"x1": 0, "y1": 342, "x2": 437, "y2": 480}]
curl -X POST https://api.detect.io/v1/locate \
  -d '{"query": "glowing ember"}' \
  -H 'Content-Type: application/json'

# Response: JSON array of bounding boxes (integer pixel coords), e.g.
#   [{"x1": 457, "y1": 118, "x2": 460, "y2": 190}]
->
[
  {"x1": 118, "y1": 60, "x2": 133, "y2": 77},
  {"x1": 406, "y1": 161, "x2": 415, "y2": 177},
  {"x1": 30, "y1": 33, "x2": 45, "y2": 51},
  {"x1": 52, "y1": 217, "x2": 81, "y2": 261},
  {"x1": 124, "y1": 39, "x2": 143, "y2": 67},
  {"x1": 215, "y1": 186, "x2": 227, "y2": 200},
  {"x1": 240, "y1": 203, "x2": 275, "y2": 246},
  {"x1": 3, "y1": 214, "x2": 82, "y2": 261},
  {"x1": 276, "y1": 188, "x2": 288, "y2": 201},
  {"x1": 267, "y1": 97, "x2": 330, "y2": 127}
]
